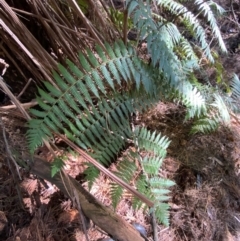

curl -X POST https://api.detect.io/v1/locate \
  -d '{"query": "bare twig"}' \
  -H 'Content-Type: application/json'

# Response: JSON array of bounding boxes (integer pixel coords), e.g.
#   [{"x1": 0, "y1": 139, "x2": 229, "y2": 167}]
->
[
  {"x1": 0, "y1": 99, "x2": 45, "y2": 111},
  {"x1": 57, "y1": 133, "x2": 154, "y2": 208},
  {"x1": 73, "y1": 189, "x2": 90, "y2": 241},
  {"x1": 0, "y1": 76, "x2": 55, "y2": 157},
  {"x1": 0, "y1": 116, "x2": 21, "y2": 179},
  {"x1": 0, "y1": 19, "x2": 53, "y2": 83},
  {"x1": 151, "y1": 212, "x2": 158, "y2": 241},
  {"x1": 67, "y1": 0, "x2": 105, "y2": 50},
  {"x1": 230, "y1": 0, "x2": 240, "y2": 29},
  {"x1": 17, "y1": 78, "x2": 33, "y2": 99},
  {"x1": 0, "y1": 76, "x2": 31, "y2": 120}
]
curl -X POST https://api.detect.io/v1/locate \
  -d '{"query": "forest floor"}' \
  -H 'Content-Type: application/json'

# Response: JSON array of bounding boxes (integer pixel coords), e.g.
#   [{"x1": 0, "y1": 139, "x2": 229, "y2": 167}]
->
[
  {"x1": 1, "y1": 1, "x2": 240, "y2": 241},
  {"x1": 2, "y1": 101, "x2": 240, "y2": 241}
]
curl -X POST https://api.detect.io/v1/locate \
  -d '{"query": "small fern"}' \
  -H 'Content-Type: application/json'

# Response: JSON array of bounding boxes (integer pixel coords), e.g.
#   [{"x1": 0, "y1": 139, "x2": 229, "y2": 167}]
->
[
  {"x1": 133, "y1": 127, "x2": 174, "y2": 226},
  {"x1": 110, "y1": 127, "x2": 174, "y2": 226}
]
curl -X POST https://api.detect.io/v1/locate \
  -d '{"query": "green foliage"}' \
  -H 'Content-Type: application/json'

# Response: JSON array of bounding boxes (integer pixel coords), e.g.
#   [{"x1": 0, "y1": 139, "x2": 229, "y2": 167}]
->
[
  {"x1": 126, "y1": 0, "x2": 227, "y2": 94},
  {"x1": 51, "y1": 157, "x2": 65, "y2": 177},
  {"x1": 109, "y1": 7, "x2": 133, "y2": 30},
  {"x1": 111, "y1": 127, "x2": 174, "y2": 225},
  {"x1": 133, "y1": 128, "x2": 174, "y2": 226},
  {"x1": 26, "y1": 39, "x2": 202, "y2": 225},
  {"x1": 229, "y1": 74, "x2": 240, "y2": 113},
  {"x1": 76, "y1": 0, "x2": 89, "y2": 14},
  {"x1": 26, "y1": 0, "x2": 240, "y2": 227}
]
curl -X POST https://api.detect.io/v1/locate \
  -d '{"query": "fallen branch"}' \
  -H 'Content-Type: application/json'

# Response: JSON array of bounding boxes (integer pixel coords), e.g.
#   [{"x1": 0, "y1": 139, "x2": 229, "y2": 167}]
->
[{"x1": 26, "y1": 154, "x2": 145, "y2": 241}]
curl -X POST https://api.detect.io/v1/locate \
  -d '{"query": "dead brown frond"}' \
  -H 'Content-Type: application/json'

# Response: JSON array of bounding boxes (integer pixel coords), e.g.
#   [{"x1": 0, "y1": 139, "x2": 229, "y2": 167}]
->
[{"x1": 0, "y1": 0, "x2": 119, "y2": 85}]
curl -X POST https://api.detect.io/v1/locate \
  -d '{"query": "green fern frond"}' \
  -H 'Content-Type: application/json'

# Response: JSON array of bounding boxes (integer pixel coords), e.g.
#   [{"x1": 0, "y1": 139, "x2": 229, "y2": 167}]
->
[
  {"x1": 208, "y1": 0, "x2": 225, "y2": 16},
  {"x1": 191, "y1": 115, "x2": 220, "y2": 134},
  {"x1": 211, "y1": 94, "x2": 230, "y2": 123},
  {"x1": 141, "y1": 156, "x2": 164, "y2": 175},
  {"x1": 135, "y1": 127, "x2": 170, "y2": 157},
  {"x1": 229, "y1": 74, "x2": 240, "y2": 112},
  {"x1": 110, "y1": 158, "x2": 137, "y2": 208},
  {"x1": 25, "y1": 0, "x2": 230, "y2": 229},
  {"x1": 157, "y1": 0, "x2": 214, "y2": 61},
  {"x1": 195, "y1": 0, "x2": 227, "y2": 53},
  {"x1": 27, "y1": 40, "x2": 154, "y2": 154},
  {"x1": 132, "y1": 127, "x2": 174, "y2": 225},
  {"x1": 107, "y1": 126, "x2": 174, "y2": 225},
  {"x1": 84, "y1": 164, "x2": 100, "y2": 190},
  {"x1": 154, "y1": 203, "x2": 171, "y2": 226},
  {"x1": 51, "y1": 157, "x2": 65, "y2": 177}
]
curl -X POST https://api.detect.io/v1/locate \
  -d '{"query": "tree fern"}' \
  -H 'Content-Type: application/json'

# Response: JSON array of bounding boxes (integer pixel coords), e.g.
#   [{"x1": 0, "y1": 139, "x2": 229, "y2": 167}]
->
[
  {"x1": 26, "y1": 35, "x2": 234, "y2": 226},
  {"x1": 27, "y1": 40, "x2": 205, "y2": 155}
]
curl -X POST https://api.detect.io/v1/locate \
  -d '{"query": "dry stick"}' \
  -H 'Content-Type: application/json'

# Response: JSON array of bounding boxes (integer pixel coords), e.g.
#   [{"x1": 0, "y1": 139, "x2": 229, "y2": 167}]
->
[
  {"x1": 0, "y1": 99, "x2": 40, "y2": 110},
  {"x1": 73, "y1": 189, "x2": 90, "y2": 241},
  {"x1": 59, "y1": 168, "x2": 89, "y2": 241},
  {"x1": 1, "y1": 0, "x2": 57, "y2": 68},
  {"x1": 67, "y1": 0, "x2": 105, "y2": 50},
  {"x1": 57, "y1": 133, "x2": 154, "y2": 208},
  {"x1": 0, "y1": 58, "x2": 9, "y2": 76},
  {"x1": 0, "y1": 47, "x2": 27, "y2": 81},
  {"x1": 151, "y1": 212, "x2": 158, "y2": 241},
  {"x1": 29, "y1": 155, "x2": 145, "y2": 241},
  {"x1": 0, "y1": 76, "x2": 55, "y2": 157},
  {"x1": 230, "y1": 112, "x2": 240, "y2": 125},
  {"x1": 17, "y1": 78, "x2": 33, "y2": 99},
  {"x1": 0, "y1": 116, "x2": 21, "y2": 180},
  {"x1": 11, "y1": 7, "x2": 95, "y2": 42},
  {"x1": 0, "y1": 77, "x2": 31, "y2": 120},
  {"x1": 0, "y1": 116, "x2": 25, "y2": 209},
  {"x1": 35, "y1": 1, "x2": 77, "y2": 63},
  {"x1": 230, "y1": 0, "x2": 240, "y2": 30},
  {"x1": 0, "y1": 19, "x2": 53, "y2": 84}
]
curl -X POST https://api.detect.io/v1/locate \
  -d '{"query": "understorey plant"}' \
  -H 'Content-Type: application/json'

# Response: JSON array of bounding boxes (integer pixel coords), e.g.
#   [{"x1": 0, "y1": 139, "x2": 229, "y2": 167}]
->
[{"x1": 27, "y1": 0, "x2": 240, "y2": 226}]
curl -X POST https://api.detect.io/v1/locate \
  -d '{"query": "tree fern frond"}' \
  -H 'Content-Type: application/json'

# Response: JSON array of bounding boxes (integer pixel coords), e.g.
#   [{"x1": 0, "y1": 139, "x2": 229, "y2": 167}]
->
[
  {"x1": 133, "y1": 175, "x2": 153, "y2": 210},
  {"x1": 211, "y1": 94, "x2": 230, "y2": 123},
  {"x1": 141, "y1": 156, "x2": 164, "y2": 175},
  {"x1": 228, "y1": 74, "x2": 240, "y2": 112},
  {"x1": 191, "y1": 116, "x2": 219, "y2": 134},
  {"x1": 84, "y1": 164, "x2": 100, "y2": 190},
  {"x1": 27, "y1": 41, "x2": 143, "y2": 153},
  {"x1": 195, "y1": 0, "x2": 227, "y2": 53},
  {"x1": 130, "y1": 127, "x2": 174, "y2": 225},
  {"x1": 208, "y1": 0, "x2": 225, "y2": 16},
  {"x1": 135, "y1": 127, "x2": 171, "y2": 158},
  {"x1": 157, "y1": 0, "x2": 214, "y2": 60},
  {"x1": 154, "y1": 203, "x2": 171, "y2": 226}
]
